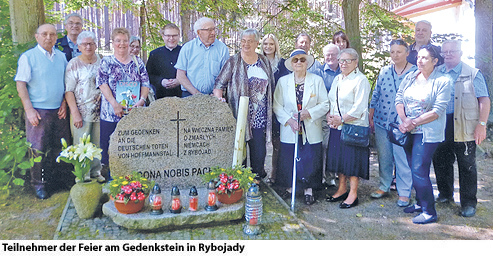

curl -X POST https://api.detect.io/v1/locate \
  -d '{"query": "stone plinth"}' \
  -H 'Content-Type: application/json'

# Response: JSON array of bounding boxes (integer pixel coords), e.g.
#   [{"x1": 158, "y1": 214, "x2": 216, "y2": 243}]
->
[
  {"x1": 109, "y1": 95, "x2": 236, "y2": 189},
  {"x1": 102, "y1": 187, "x2": 244, "y2": 231}
]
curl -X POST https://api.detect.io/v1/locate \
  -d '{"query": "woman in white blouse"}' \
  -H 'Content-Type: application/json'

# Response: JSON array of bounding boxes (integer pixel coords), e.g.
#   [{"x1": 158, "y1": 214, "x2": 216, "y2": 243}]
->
[
  {"x1": 325, "y1": 48, "x2": 371, "y2": 209},
  {"x1": 64, "y1": 31, "x2": 104, "y2": 182}
]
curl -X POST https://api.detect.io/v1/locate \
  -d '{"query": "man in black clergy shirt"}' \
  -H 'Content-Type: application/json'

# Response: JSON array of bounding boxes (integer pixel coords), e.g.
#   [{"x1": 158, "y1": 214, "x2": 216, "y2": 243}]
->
[{"x1": 146, "y1": 23, "x2": 182, "y2": 98}]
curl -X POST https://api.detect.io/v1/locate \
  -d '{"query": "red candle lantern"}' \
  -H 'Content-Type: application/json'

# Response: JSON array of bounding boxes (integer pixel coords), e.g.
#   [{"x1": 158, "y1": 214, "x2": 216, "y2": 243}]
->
[
  {"x1": 169, "y1": 186, "x2": 181, "y2": 214},
  {"x1": 149, "y1": 184, "x2": 164, "y2": 215},
  {"x1": 205, "y1": 180, "x2": 218, "y2": 211},
  {"x1": 189, "y1": 186, "x2": 199, "y2": 212}
]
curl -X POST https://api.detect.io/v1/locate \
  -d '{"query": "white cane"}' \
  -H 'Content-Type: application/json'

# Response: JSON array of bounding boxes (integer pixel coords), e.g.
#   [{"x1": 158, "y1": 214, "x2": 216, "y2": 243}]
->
[{"x1": 290, "y1": 112, "x2": 301, "y2": 211}]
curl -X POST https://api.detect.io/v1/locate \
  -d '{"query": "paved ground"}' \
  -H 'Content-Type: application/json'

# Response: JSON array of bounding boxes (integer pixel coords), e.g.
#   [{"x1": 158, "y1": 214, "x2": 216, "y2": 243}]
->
[{"x1": 54, "y1": 141, "x2": 493, "y2": 240}]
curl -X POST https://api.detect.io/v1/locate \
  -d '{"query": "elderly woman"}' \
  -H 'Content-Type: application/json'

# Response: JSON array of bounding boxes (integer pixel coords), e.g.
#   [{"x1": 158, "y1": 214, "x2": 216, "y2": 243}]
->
[
  {"x1": 260, "y1": 33, "x2": 291, "y2": 184},
  {"x1": 332, "y1": 31, "x2": 350, "y2": 50},
  {"x1": 96, "y1": 28, "x2": 150, "y2": 175},
  {"x1": 273, "y1": 49, "x2": 329, "y2": 205},
  {"x1": 129, "y1": 36, "x2": 141, "y2": 57},
  {"x1": 369, "y1": 39, "x2": 417, "y2": 207},
  {"x1": 213, "y1": 28, "x2": 274, "y2": 181},
  {"x1": 395, "y1": 45, "x2": 451, "y2": 224},
  {"x1": 64, "y1": 31, "x2": 104, "y2": 182},
  {"x1": 325, "y1": 48, "x2": 371, "y2": 209}
]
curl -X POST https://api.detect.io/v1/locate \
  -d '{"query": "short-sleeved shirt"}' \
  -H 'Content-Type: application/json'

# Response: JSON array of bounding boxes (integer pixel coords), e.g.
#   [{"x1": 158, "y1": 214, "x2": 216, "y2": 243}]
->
[
  {"x1": 174, "y1": 38, "x2": 229, "y2": 94},
  {"x1": 96, "y1": 55, "x2": 151, "y2": 122},
  {"x1": 440, "y1": 62, "x2": 489, "y2": 114},
  {"x1": 65, "y1": 56, "x2": 102, "y2": 122}
]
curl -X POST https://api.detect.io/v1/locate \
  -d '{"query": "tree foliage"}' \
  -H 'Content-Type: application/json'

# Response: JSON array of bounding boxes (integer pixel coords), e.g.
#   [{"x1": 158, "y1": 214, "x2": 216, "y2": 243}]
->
[{"x1": 0, "y1": 0, "x2": 41, "y2": 202}]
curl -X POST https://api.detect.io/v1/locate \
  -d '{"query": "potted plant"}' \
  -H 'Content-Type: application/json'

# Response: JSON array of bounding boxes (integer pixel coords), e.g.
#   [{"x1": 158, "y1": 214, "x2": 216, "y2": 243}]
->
[
  {"x1": 56, "y1": 133, "x2": 103, "y2": 219},
  {"x1": 107, "y1": 171, "x2": 154, "y2": 214},
  {"x1": 202, "y1": 165, "x2": 256, "y2": 204}
]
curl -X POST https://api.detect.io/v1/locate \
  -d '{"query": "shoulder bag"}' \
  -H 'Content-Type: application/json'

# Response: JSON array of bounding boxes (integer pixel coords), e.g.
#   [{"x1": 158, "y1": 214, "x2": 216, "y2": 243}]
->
[{"x1": 336, "y1": 86, "x2": 370, "y2": 147}]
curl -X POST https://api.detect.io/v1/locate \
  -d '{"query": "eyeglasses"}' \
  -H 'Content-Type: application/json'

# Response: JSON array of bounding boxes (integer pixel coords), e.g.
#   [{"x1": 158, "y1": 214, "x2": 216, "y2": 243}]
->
[
  {"x1": 80, "y1": 42, "x2": 96, "y2": 48},
  {"x1": 292, "y1": 57, "x2": 306, "y2": 63},
  {"x1": 130, "y1": 45, "x2": 141, "y2": 49},
  {"x1": 163, "y1": 34, "x2": 179, "y2": 38},
  {"x1": 199, "y1": 27, "x2": 218, "y2": 33},
  {"x1": 38, "y1": 32, "x2": 57, "y2": 38},
  {"x1": 338, "y1": 59, "x2": 356, "y2": 64},
  {"x1": 67, "y1": 22, "x2": 82, "y2": 27},
  {"x1": 440, "y1": 50, "x2": 460, "y2": 56}
]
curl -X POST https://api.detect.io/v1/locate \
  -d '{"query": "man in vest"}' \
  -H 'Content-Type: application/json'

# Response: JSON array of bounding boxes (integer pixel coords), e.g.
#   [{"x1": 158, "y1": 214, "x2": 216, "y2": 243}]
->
[
  {"x1": 433, "y1": 39, "x2": 490, "y2": 217},
  {"x1": 15, "y1": 24, "x2": 71, "y2": 199}
]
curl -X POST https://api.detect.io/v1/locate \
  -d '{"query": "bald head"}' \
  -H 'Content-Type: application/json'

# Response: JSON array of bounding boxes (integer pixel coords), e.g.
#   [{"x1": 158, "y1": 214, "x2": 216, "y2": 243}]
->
[{"x1": 35, "y1": 24, "x2": 58, "y2": 53}]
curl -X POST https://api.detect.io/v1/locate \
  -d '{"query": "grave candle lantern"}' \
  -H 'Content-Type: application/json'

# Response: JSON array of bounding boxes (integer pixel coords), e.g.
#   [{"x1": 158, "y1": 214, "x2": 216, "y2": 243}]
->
[
  {"x1": 204, "y1": 180, "x2": 218, "y2": 211},
  {"x1": 169, "y1": 186, "x2": 181, "y2": 214},
  {"x1": 243, "y1": 183, "x2": 262, "y2": 235},
  {"x1": 149, "y1": 184, "x2": 164, "y2": 215},
  {"x1": 189, "y1": 186, "x2": 198, "y2": 212}
]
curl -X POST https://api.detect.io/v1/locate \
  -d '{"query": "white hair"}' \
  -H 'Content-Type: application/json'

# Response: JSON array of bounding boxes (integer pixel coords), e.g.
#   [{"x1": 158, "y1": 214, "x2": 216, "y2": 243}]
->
[
  {"x1": 193, "y1": 17, "x2": 214, "y2": 34},
  {"x1": 64, "y1": 13, "x2": 83, "y2": 25},
  {"x1": 416, "y1": 20, "x2": 432, "y2": 30},
  {"x1": 76, "y1": 31, "x2": 96, "y2": 45},
  {"x1": 442, "y1": 39, "x2": 462, "y2": 50},
  {"x1": 240, "y1": 28, "x2": 260, "y2": 42},
  {"x1": 323, "y1": 43, "x2": 340, "y2": 55}
]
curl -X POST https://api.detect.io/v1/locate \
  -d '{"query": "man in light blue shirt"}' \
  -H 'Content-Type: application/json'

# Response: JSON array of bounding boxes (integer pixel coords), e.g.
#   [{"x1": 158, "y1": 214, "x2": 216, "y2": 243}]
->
[
  {"x1": 175, "y1": 17, "x2": 230, "y2": 98},
  {"x1": 316, "y1": 43, "x2": 341, "y2": 187},
  {"x1": 15, "y1": 24, "x2": 71, "y2": 199}
]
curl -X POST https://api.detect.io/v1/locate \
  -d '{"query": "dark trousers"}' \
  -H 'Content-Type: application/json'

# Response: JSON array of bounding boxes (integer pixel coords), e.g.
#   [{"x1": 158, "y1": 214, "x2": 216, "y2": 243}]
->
[
  {"x1": 404, "y1": 133, "x2": 439, "y2": 216},
  {"x1": 100, "y1": 120, "x2": 119, "y2": 166},
  {"x1": 433, "y1": 114, "x2": 477, "y2": 208},
  {"x1": 26, "y1": 109, "x2": 72, "y2": 190},
  {"x1": 244, "y1": 128, "x2": 267, "y2": 179}
]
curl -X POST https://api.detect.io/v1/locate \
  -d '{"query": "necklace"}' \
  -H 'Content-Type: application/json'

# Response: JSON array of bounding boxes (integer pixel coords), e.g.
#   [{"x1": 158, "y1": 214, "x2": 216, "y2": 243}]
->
[
  {"x1": 395, "y1": 61, "x2": 408, "y2": 75},
  {"x1": 295, "y1": 76, "x2": 305, "y2": 84}
]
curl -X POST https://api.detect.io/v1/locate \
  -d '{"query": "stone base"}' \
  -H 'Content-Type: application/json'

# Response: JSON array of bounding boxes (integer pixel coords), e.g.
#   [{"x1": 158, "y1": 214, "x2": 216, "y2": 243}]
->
[{"x1": 102, "y1": 188, "x2": 245, "y2": 231}]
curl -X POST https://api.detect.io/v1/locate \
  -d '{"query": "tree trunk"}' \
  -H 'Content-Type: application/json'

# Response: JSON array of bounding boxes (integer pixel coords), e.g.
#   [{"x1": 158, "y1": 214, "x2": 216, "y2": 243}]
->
[
  {"x1": 475, "y1": 0, "x2": 493, "y2": 121},
  {"x1": 9, "y1": 0, "x2": 45, "y2": 44},
  {"x1": 180, "y1": 0, "x2": 191, "y2": 42},
  {"x1": 342, "y1": 0, "x2": 362, "y2": 70}
]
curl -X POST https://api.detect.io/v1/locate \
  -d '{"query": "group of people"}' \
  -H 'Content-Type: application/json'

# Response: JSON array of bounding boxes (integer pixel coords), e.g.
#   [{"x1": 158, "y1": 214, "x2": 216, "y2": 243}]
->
[{"x1": 15, "y1": 14, "x2": 489, "y2": 225}]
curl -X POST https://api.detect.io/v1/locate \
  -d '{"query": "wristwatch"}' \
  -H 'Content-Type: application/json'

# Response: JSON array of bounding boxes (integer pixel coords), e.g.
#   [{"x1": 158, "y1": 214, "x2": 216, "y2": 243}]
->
[{"x1": 479, "y1": 121, "x2": 487, "y2": 126}]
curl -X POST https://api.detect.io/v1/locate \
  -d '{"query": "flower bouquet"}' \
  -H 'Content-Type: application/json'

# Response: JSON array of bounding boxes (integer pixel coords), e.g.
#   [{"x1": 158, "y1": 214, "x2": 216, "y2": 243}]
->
[
  {"x1": 56, "y1": 133, "x2": 102, "y2": 183},
  {"x1": 107, "y1": 171, "x2": 154, "y2": 204},
  {"x1": 107, "y1": 172, "x2": 154, "y2": 214},
  {"x1": 202, "y1": 166, "x2": 256, "y2": 204}
]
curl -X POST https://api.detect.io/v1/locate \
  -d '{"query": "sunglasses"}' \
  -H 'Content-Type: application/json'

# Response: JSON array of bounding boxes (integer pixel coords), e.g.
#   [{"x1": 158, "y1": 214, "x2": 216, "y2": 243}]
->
[{"x1": 292, "y1": 57, "x2": 306, "y2": 63}]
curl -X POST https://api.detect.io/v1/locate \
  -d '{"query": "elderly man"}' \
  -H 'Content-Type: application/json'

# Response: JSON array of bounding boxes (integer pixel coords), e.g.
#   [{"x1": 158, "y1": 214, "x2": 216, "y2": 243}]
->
[
  {"x1": 432, "y1": 40, "x2": 490, "y2": 217},
  {"x1": 146, "y1": 23, "x2": 182, "y2": 98},
  {"x1": 406, "y1": 20, "x2": 443, "y2": 66},
  {"x1": 15, "y1": 24, "x2": 71, "y2": 199},
  {"x1": 175, "y1": 17, "x2": 229, "y2": 98},
  {"x1": 316, "y1": 43, "x2": 341, "y2": 187},
  {"x1": 56, "y1": 13, "x2": 83, "y2": 62},
  {"x1": 295, "y1": 33, "x2": 322, "y2": 73}
]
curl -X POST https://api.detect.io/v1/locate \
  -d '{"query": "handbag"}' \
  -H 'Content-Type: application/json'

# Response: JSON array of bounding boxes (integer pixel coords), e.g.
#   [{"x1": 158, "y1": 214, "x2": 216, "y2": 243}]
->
[
  {"x1": 387, "y1": 117, "x2": 410, "y2": 147},
  {"x1": 336, "y1": 87, "x2": 370, "y2": 147}
]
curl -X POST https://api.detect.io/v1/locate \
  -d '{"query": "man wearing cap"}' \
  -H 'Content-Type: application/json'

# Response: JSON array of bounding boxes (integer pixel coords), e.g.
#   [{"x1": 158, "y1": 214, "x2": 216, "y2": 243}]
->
[{"x1": 433, "y1": 40, "x2": 490, "y2": 217}]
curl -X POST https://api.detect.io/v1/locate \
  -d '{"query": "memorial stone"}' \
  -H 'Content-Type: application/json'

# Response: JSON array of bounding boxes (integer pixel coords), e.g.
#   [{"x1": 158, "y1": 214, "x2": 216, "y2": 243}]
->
[{"x1": 109, "y1": 95, "x2": 236, "y2": 189}]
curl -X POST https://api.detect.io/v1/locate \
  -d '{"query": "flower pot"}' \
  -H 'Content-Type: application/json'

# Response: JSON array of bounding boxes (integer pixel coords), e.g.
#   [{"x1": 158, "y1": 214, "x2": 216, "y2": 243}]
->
[
  {"x1": 70, "y1": 179, "x2": 103, "y2": 219},
  {"x1": 114, "y1": 199, "x2": 145, "y2": 214},
  {"x1": 217, "y1": 189, "x2": 244, "y2": 204}
]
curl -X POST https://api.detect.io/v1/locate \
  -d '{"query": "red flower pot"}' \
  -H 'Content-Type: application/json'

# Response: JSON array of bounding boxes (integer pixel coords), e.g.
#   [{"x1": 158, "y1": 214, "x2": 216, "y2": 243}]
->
[
  {"x1": 217, "y1": 189, "x2": 244, "y2": 204},
  {"x1": 114, "y1": 199, "x2": 145, "y2": 214}
]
